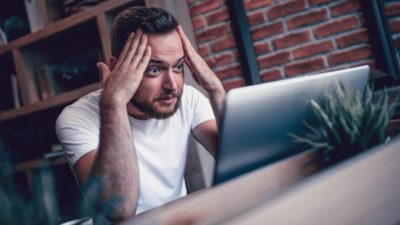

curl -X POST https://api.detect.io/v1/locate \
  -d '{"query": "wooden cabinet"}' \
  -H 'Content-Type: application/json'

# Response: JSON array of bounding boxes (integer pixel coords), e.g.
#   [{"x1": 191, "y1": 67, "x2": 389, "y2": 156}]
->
[
  {"x1": 0, "y1": 0, "x2": 144, "y2": 223},
  {"x1": 0, "y1": 0, "x2": 147, "y2": 120}
]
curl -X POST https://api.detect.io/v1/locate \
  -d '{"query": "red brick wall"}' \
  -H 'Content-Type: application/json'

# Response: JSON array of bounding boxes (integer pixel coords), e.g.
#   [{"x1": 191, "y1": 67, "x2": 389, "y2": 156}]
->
[
  {"x1": 386, "y1": 1, "x2": 400, "y2": 49},
  {"x1": 186, "y1": 0, "x2": 400, "y2": 91},
  {"x1": 187, "y1": 0, "x2": 245, "y2": 91},
  {"x1": 246, "y1": 0, "x2": 373, "y2": 82}
]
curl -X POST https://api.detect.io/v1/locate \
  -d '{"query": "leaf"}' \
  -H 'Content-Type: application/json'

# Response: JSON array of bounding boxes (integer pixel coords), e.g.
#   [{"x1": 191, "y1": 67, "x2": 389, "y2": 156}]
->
[{"x1": 289, "y1": 81, "x2": 398, "y2": 165}]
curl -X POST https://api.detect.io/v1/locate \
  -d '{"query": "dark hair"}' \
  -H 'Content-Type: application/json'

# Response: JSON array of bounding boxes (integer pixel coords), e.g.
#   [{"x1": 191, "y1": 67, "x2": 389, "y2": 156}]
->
[{"x1": 110, "y1": 6, "x2": 179, "y2": 57}]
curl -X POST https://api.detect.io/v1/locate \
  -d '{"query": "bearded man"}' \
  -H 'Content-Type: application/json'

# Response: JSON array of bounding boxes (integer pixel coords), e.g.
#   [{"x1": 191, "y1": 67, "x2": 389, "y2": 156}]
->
[{"x1": 55, "y1": 6, "x2": 225, "y2": 224}]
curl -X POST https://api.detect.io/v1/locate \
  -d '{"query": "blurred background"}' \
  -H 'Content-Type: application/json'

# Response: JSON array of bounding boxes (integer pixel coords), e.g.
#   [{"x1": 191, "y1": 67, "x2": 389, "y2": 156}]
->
[{"x1": 0, "y1": 0, "x2": 399, "y2": 224}]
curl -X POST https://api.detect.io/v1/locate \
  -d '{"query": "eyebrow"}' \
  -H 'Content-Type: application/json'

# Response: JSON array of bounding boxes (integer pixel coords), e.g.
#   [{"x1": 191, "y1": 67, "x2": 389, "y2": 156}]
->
[
  {"x1": 148, "y1": 56, "x2": 185, "y2": 65},
  {"x1": 176, "y1": 56, "x2": 185, "y2": 63}
]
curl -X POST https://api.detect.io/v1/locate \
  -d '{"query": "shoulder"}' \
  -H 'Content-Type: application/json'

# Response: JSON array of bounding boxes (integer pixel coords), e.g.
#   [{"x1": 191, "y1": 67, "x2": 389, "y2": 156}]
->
[
  {"x1": 56, "y1": 89, "x2": 101, "y2": 131},
  {"x1": 62, "y1": 89, "x2": 101, "y2": 115},
  {"x1": 183, "y1": 84, "x2": 205, "y2": 97},
  {"x1": 181, "y1": 84, "x2": 209, "y2": 106},
  {"x1": 179, "y1": 85, "x2": 214, "y2": 126}
]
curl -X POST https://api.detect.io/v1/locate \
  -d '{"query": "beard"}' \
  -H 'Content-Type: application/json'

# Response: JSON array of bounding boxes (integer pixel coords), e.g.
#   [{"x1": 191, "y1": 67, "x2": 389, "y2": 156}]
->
[{"x1": 131, "y1": 89, "x2": 182, "y2": 119}]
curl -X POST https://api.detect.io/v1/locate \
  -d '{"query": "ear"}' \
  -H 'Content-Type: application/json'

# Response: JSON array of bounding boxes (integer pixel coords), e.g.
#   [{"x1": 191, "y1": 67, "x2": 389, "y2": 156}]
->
[{"x1": 102, "y1": 56, "x2": 117, "y2": 83}]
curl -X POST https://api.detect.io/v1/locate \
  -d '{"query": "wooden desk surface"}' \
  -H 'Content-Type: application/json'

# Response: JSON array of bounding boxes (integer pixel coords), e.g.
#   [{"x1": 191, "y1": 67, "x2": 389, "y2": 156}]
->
[
  {"x1": 207, "y1": 136, "x2": 400, "y2": 225},
  {"x1": 120, "y1": 136, "x2": 400, "y2": 225},
  {"x1": 120, "y1": 150, "x2": 320, "y2": 225}
]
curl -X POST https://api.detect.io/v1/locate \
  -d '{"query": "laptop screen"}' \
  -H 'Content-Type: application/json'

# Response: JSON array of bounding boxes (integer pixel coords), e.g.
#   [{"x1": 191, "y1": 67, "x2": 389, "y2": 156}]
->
[{"x1": 213, "y1": 65, "x2": 370, "y2": 185}]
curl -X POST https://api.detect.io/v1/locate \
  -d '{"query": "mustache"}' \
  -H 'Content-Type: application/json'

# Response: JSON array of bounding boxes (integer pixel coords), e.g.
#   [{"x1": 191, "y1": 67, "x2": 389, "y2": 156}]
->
[{"x1": 154, "y1": 90, "x2": 181, "y2": 100}]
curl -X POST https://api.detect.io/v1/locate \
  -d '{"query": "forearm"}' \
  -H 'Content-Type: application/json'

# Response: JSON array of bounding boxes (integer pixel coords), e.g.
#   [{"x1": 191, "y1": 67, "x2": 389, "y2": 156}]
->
[
  {"x1": 89, "y1": 99, "x2": 139, "y2": 222},
  {"x1": 192, "y1": 83, "x2": 224, "y2": 158},
  {"x1": 207, "y1": 82, "x2": 226, "y2": 125}
]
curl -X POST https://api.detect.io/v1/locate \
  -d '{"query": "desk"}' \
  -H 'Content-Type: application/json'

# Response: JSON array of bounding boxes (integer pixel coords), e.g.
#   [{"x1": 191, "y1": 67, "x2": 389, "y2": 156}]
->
[
  {"x1": 211, "y1": 136, "x2": 400, "y2": 225},
  {"x1": 120, "y1": 150, "x2": 320, "y2": 225},
  {"x1": 121, "y1": 136, "x2": 400, "y2": 225}
]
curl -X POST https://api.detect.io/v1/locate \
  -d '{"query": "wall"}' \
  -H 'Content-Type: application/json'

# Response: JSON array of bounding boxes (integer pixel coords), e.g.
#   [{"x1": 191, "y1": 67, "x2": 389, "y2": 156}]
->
[
  {"x1": 186, "y1": 0, "x2": 400, "y2": 91},
  {"x1": 386, "y1": 1, "x2": 400, "y2": 50},
  {"x1": 187, "y1": 0, "x2": 245, "y2": 91}
]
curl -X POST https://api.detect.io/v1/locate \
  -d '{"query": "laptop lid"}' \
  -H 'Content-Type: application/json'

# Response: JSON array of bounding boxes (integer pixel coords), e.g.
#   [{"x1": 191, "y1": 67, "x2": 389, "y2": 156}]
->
[{"x1": 213, "y1": 65, "x2": 370, "y2": 185}]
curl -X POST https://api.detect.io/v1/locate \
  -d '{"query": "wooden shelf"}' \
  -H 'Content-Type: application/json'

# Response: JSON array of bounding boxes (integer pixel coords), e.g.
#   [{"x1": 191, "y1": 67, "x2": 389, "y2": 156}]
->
[
  {"x1": 0, "y1": 1, "x2": 145, "y2": 222},
  {"x1": 0, "y1": 0, "x2": 136, "y2": 54},
  {"x1": 14, "y1": 155, "x2": 68, "y2": 172},
  {"x1": 0, "y1": 82, "x2": 101, "y2": 122}
]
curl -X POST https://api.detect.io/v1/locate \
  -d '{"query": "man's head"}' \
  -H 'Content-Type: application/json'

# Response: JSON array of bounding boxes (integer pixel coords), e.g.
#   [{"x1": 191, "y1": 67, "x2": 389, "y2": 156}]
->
[
  {"x1": 110, "y1": 7, "x2": 184, "y2": 120},
  {"x1": 111, "y1": 6, "x2": 179, "y2": 58}
]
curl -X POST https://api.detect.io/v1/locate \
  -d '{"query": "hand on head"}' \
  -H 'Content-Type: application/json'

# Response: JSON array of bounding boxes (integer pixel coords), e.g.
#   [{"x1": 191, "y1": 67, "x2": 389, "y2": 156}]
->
[
  {"x1": 176, "y1": 25, "x2": 223, "y2": 93},
  {"x1": 98, "y1": 29, "x2": 151, "y2": 105}
]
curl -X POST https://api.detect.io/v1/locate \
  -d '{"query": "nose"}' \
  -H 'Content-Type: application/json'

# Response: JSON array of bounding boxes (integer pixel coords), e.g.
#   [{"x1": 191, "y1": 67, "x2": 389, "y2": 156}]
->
[{"x1": 162, "y1": 69, "x2": 178, "y2": 91}]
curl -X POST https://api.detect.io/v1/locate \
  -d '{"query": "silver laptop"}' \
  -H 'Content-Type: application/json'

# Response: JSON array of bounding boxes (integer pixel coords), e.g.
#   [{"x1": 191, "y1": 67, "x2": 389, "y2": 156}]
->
[{"x1": 213, "y1": 65, "x2": 370, "y2": 185}]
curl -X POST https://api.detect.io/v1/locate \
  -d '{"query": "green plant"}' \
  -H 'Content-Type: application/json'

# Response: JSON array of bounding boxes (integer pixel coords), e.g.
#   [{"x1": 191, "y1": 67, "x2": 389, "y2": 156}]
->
[
  {"x1": 0, "y1": 142, "x2": 46, "y2": 225},
  {"x1": 290, "y1": 81, "x2": 397, "y2": 165},
  {"x1": 3, "y1": 16, "x2": 29, "y2": 41},
  {"x1": 0, "y1": 141, "x2": 92, "y2": 225}
]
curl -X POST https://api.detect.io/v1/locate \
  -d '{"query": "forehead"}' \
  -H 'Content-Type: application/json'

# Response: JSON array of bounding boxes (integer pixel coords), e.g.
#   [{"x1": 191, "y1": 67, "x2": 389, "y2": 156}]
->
[{"x1": 147, "y1": 31, "x2": 184, "y2": 62}]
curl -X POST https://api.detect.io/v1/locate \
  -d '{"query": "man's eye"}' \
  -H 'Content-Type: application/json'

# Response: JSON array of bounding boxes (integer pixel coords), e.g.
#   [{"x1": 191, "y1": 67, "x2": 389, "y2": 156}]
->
[
  {"x1": 147, "y1": 67, "x2": 160, "y2": 75},
  {"x1": 174, "y1": 63, "x2": 184, "y2": 72}
]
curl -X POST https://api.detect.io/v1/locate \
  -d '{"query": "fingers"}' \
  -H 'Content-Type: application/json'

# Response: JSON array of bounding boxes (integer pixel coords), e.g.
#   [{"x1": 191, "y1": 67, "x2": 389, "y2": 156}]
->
[
  {"x1": 97, "y1": 62, "x2": 110, "y2": 76},
  {"x1": 184, "y1": 56, "x2": 194, "y2": 71},
  {"x1": 130, "y1": 32, "x2": 148, "y2": 68},
  {"x1": 185, "y1": 57, "x2": 200, "y2": 84},
  {"x1": 177, "y1": 25, "x2": 204, "y2": 69},
  {"x1": 137, "y1": 46, "x2": 152, "y2": 73},
  {"x1": 97, "y1": 62, "x2": 111, "y2": 82},
  {"x1": 115, "y1": 29, "x2": 147, "y2": 69},
  {"x1": 177, "y1": 25, "x2": 190, "y2": 49},
  {"x1": 122, "y1": 29, "x2": 144, "y2": 68},
  {"x1": 115, "y1": 32, "x2": 135, "y2": 69},
  {"x1": 177, "y1": 25, "x2": 197, "y2": 56},
  {"x1": 178, "y1": 26, "x2": 220, "y2": 92}
]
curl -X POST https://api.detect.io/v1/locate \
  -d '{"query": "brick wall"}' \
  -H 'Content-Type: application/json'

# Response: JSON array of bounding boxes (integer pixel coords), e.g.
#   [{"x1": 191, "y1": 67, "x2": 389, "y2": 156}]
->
[
  {"x1": 386, "y1": 1, "x2": 400, "y2": 50},
  {"x1": 186, "y1": 0, "x2": 400, "y2": 91},
  {"x1": 187, "y1": 0, "x2": 245, "y2": 91}
]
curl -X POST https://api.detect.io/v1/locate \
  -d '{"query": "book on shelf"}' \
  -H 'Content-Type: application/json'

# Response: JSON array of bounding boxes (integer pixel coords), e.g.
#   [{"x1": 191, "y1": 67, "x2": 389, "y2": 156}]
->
[
  {"x1": 51, "y1": 143, "x2": 63, "y2": 152},
  {"x1": 36, "y1": 64, "x2": 67, "y2": 99},
  {"x1": 10, "y1": 74, "x2": 21, "y2": 108},
  {"x1": 36, "y1": 67, "x2": 53, "y2": 99},
  {"x1": 63, "y1": 0, "x2": 105, "y2": 15},
  {"x1": 43, "y1": 150, "x2": 65, "y2": 159},
  {"x1": 24, "y1": 0, "x2": 45, "y2": 32},
  {"x1": 43, "y1": 144, "x2": 64, "y2": 159},
  {"x1": 0, "y1": 27, "x2": 7, "y2": 46}
]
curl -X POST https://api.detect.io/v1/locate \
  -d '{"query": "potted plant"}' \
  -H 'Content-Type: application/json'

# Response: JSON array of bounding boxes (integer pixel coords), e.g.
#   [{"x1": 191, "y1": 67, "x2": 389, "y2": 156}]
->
[{"x1": 290, "y1": 81, "x2": 398, "y2": 166}]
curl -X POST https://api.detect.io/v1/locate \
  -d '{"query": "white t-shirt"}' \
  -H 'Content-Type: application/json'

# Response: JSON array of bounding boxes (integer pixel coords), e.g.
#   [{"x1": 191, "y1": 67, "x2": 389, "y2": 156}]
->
[{"x1": 55, "y1": 84, "x2": 214, "y2": 214}]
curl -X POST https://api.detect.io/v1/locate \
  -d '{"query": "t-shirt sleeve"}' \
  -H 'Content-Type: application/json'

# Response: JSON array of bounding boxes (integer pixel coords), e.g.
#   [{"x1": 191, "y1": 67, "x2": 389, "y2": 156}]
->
[
  {"x1": 186, "y1": 85, "x2": 215, "y2": 129},
  {"x1": 55, "y1": 105, "x2": 100, "y2": 167}
]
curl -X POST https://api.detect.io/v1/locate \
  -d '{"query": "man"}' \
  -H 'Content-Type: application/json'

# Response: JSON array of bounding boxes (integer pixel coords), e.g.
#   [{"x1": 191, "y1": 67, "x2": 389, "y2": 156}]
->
[{"x1": 55, "y1": 6, "x2": 225, "y2": 223}]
